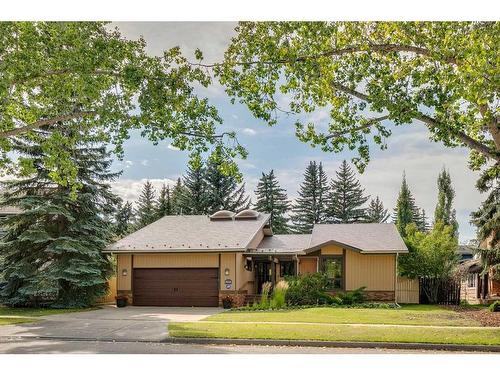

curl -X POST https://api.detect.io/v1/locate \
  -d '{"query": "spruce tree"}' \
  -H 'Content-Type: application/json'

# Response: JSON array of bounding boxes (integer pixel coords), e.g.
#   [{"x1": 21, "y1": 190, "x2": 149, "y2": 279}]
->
[
  {"x1": 115, "y1": 200, "x2": 134, "y2": 237},
  {"x1": 156, "y1": 184, "x2": 173, "y2": 218},
  {"x1": 434, "y1": 168, "x2": 458, "y2": 233},
  {"x1": 0, "y1": 129, "x2": 118, "y2": 307},
  {"x1": 416, "y1": 208, "x2": 430, "y2": 232},
  {"x1": 393, "y1": 173, "x2": 422, "y2": 237},
  {"x1": 254, "y1": 170, "x2": 290, "y2": 234},
  {"x1": 179, "y1": 164, "x2": 209, "y2": 215},
  {"x1": 135, "y1": 180, "x2": 157, "y2": 228},
  {"x1": 326, "y1": 160, "x2": 369, "y2": 223},
  {"x1": 171, "y1": 178, "x2": 188, "y2": 215},
  {"x1": 290, "y1": 161, "x2": 329, "y2": 233},
  {"x1": 205, "y1": 160, "x2": 250, "y2": 213},
  {"x1": 366, "y1": 196, "x2": 390, "y2": 223}
]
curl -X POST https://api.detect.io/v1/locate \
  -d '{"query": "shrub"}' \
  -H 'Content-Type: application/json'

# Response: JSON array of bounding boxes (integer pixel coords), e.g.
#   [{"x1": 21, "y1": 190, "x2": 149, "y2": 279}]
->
[
  {"x1": 285, "y1": 273, "x2": 330, "y2": 306},
  {"x1": 489, "y1": 301, "x2": 500, "y2": 312},
  {"x1": 270, "y1": 280, "x2": 289, "y2": 309},
  {"x1": 335, "y1": 287, "x2": 367, "y2": 305}
]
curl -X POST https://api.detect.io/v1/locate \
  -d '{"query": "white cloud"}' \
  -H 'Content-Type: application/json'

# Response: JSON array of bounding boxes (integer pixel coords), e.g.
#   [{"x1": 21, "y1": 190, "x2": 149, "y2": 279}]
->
[
  {"x1": 111, "y1": 178, "x2": 178, "y2": 204},
  {"x1": 140, "y1": 159, "x2": 149, "y2": 166},
  {"x1": 232, "y1": 114, "x2": 239, "y2": 120},
  {"x1": 167, "y1": 144, "x2": 180, "y2": 151},
  {"x1": 124, "y1": 160, "x2": 134, "y2": 168},
  {"x1": 242, "y1": 128, "x2": 257, "y2": 136}
]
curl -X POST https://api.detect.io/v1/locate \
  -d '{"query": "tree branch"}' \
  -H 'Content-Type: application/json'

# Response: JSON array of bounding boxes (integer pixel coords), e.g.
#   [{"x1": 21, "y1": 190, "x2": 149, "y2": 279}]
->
[
  {"x1": 0, "y1": 111, "x2": 97, "y2": 138},
  {"x1": 324, "y1": 115, "x2": 390, "y2": 139},
  {"x1": 191, "y1": 43, "x2": 458, "y2": 68}
]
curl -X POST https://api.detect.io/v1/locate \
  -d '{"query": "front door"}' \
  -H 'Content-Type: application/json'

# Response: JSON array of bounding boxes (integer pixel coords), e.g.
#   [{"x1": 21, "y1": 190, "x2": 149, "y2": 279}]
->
[{"x1": 255, "y1": 261, "x2": 272, "y2": 294}]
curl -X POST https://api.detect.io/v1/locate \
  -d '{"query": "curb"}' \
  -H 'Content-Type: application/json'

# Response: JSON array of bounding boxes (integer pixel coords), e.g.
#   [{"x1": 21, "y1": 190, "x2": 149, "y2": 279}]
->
[{"x1": 163, "y1": 337, "x2": 500, "y2": 353}]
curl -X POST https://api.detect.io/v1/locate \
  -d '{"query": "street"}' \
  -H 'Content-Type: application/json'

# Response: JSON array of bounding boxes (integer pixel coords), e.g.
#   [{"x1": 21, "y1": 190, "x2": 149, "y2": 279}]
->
[{"x1": 0, "y1": 338, "x2": 483, "y2": 354}]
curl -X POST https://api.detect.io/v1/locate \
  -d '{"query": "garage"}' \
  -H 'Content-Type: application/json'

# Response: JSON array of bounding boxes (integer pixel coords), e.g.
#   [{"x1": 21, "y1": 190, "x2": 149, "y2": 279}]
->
[{"x1": 133, "y1": 268, "x2": 219, "y2": 307}]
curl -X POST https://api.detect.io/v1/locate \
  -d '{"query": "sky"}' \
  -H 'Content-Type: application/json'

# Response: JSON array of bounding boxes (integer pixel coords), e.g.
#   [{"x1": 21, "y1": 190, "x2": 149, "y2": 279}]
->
[{"x1": 110, "y1": 22, "x2": 484, "y2": 243}]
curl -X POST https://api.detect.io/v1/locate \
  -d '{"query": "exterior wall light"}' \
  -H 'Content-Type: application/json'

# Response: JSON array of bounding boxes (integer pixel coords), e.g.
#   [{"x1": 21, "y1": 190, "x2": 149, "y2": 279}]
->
[
  {"x1": 224, "y1": 268, "x2": 230, "y2": 276},
  {"x1": 122, "y1": 269, "x2": 128, "y2": 277}
]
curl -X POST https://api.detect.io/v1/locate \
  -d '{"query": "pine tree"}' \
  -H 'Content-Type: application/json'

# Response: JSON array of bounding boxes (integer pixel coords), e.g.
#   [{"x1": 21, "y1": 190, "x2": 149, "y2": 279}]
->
[
  {"x1": 205, "y1": 160, "x2": 250, "y2": 213},
  {"x1": 0, "y1": 129, "x2": 118, "y2": 307},
  {"x1": 156, "y1": 184, "x2": 172, "y2": 218},
  {"x1": 290, "y1": 161, "x2": 329, "y2": 233},
  {"x1": 366, "y1": 196, "x2": 390, "y2": 223},
  {"x1": 171, "y1": 178, "x2": 188, "y2": 215},
  {"x1": 393, "y1": 173, "x2": 422, "y2": 237},
  {"x1": 434, "y1": 167, "x2": 458, "y2": 233},
  {"x1": 179, "y1": 164, "x2": 209, "y2": 215},
  {"x1": 115, "y1": 200, "x2": 134, "y2": 237},
  {"x1": 254, "y1": 170, "x2": 290, "y2": 234},
  {"x1": 416, "y1": 208, "x2": 430, "y2": 232},
  {"x1": 135, "y1": 181, "x2": 157, "y2": 228},
  {"x1": 326, "y1": 160, "x2": 369, "y2": 223}
]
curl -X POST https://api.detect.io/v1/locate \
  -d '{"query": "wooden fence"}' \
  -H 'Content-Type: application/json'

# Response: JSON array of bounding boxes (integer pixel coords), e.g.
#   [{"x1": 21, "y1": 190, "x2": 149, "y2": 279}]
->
[
  {"x1": 96, "y1": 276, "x2": 117, "y2": 304},
  {"x1": 396, "y1": 276, "x2": 419, "y2": 304},
  {"x1": 419, "y1": 277, "x2": 461, "y2": 305}
]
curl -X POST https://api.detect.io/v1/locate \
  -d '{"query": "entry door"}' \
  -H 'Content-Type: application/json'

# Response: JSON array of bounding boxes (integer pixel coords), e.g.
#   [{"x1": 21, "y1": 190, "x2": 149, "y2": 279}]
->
[
  {"x1": 133, "y1": 268, "x2": 219, "y2": 307},
  {"x1": 255, "y1": 262, "x2": 272, "y2": 294}
]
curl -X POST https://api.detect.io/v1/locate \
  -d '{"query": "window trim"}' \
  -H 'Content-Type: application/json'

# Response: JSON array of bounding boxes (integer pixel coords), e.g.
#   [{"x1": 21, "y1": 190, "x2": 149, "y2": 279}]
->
[
  {"x1": 467, "y1": 273, "x2": 477, "y2": 288},
  {"x1": 320, "y1": 254, "x2": 345, "y2": 291}
]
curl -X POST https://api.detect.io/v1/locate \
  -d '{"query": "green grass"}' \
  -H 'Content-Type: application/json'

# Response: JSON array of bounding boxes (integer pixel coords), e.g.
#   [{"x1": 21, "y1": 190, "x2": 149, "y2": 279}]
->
[
  {"x1": 169, "y1": 322, "x2": 500, "y2": 346},
  {"x1": 0, "y1": 306, "x2": 98, "y2": 317},
  {"x1": 206, "y1": 305, "x2": 481, "y2": 327},
  {"x1": 0, "y1": 317, "x2": 36, "y2": 326}
]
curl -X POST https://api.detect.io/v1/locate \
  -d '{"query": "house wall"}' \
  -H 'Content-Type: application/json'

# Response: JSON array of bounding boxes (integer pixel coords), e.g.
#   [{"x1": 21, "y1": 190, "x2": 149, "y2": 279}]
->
[
  {"x1": 460, "y1": 279, "x2": 480, "y2": 304},
  {"x1": 133, "y1": 253, "x2": 219, "y2": 268},
  {"x1": 236, "y1": 253, "x2": 255, "y2": 293},
  {"x1": 117, "y1": 254, "x2": 132, "y2": 291},
  {"x1": 298, "y1": 257, "x2": 318, "y2": 274}
]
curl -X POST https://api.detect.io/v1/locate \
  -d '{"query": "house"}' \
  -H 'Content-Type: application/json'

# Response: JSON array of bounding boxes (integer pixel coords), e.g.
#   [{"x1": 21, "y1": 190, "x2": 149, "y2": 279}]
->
[
  {"x1": 457, "y1": 245, "x2": 475, "y2": 263},
  {"x1": 0, "y1": 205, "x2": 22, "y2": 237},
  {"x1": 104, "y1": 209, "x2": 408, "y2": 307}
]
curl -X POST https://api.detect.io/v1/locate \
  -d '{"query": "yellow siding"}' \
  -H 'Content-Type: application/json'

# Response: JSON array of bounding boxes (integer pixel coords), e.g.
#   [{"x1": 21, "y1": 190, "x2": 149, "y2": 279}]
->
[
  {"x1": 396, "y1": 276, "x2": 419, "y2": 303},
  {"x1": 220, "y1": 253, "x2": 236, "y2": 291},
  {"x1": 321, "y1": 244, "x2": 343, "y2": 255},
  {"x1": 96, "y1": 276, "x2": 118, "y2": 303},
  {"x1": 345, "y1": 250, "x2": 395, "y2": 291},
  {"x1": 133, "y1": 253, "x2": 218, "y2": 268},
  {"x1": 236, "y1": 253, "x2": 254, "y2": 293},
  {"x1": 117, "y1": 254, "x2": 132, "y2": 290}
]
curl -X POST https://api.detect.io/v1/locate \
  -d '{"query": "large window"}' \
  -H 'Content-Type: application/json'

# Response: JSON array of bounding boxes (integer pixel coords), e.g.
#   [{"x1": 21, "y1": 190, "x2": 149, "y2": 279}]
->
[
  {"x1": 467, "y1": 274, "x2": 477, "y2": 288},
  {"x1": 280, "y1": 261, "x2": 295, "y2": 277},
  {"x1": 321, "y1": 256, "x2": 344, "y2": 290}
]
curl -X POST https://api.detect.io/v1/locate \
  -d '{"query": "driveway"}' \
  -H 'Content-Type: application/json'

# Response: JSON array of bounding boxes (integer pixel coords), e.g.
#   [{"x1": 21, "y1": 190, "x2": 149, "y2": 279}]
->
[{"x1": 0, "y1": 306, "x2": 222, "y2": 342}]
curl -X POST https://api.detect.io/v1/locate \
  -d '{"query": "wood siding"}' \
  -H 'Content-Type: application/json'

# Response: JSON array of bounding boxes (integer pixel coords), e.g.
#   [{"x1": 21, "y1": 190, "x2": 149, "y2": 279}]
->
[
  {"x1": 96, "y1": 276, "x2": 117, "y2": 304},
  {"x1": 117, "y1": 254, "x2": 132, "y2": 290},
  {"x1": 321, "y1": 244, "x2": 343, "y2": 255},
  {"x1": 299, "y1": 257, "x2": 318, "y2": 274},
  {"x1": 345, "y1": 251, "x2": 395, "y2": 291},
  {"x1": 133, "y1": 253, "x2": 219, "y2": 268},
  {"x1": 236, "y1": 253, "x2": 254, "y2": 293},
  {"x1": 220, "y1": 253, "x2": 236, "y2": 291},
  {"x1": 396, "y1": 276, "x2": 419, "y2": 304}
]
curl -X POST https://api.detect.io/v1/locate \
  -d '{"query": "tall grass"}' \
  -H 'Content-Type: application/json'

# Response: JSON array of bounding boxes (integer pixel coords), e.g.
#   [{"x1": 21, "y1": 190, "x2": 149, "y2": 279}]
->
[
  {"x1": 270, "y1": 280, "x2": 289, "y2": 309},
  {"x1": 259, "y1": 282, "x2": 272, "y2": 309}
]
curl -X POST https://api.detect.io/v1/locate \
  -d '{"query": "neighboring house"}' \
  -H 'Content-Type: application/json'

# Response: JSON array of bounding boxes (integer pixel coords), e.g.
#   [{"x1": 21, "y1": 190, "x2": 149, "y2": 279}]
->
[
  {"x1": 0, "y1": 205, "x2": 21, "y2": 237},
  {"x1": 457, "y1": 245, "x2": 475, "y2": 263},
  {"x1": 104, "y1": 209, "x2": 408, "y2": 307}
]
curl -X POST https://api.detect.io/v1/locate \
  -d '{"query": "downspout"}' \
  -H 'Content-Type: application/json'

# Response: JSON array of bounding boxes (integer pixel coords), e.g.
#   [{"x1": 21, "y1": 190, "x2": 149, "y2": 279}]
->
[{"x1": 395, "y1": 253, "x2": 399, "y2": 305}]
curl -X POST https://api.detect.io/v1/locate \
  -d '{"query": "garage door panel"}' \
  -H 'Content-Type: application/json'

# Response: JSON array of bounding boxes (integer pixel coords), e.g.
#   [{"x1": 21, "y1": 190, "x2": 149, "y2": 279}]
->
[{"x1": 133, "y1": 268, "x2": 219, "y2": 307}]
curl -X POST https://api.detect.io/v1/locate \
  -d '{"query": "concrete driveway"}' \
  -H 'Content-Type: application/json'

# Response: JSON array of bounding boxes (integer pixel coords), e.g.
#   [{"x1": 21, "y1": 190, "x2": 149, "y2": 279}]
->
[{"x1": 0, "y1": 306, "x2": 222, "y2": 342}]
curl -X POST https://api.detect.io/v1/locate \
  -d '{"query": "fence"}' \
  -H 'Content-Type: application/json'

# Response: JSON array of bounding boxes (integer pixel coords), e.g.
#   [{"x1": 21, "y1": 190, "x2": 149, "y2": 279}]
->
[
  {"x1": 396, "y1": 276, "x2": 419, "y2": 304},
  {"x1": 419, "y1": 277, "x2": 461, "y2": 305}
]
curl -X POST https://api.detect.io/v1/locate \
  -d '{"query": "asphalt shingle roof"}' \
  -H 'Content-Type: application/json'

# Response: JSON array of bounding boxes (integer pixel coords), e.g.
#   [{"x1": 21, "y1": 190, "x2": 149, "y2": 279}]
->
[
  {"x1": 105, "y1": 213, "x2": 270, "y2": 253},
  {"x1": 248, "y1": 234, "x2": 312, "y2": 255}
]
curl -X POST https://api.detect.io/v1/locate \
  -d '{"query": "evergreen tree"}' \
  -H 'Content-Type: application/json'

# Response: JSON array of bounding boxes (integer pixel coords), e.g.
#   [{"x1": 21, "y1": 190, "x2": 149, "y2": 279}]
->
[
  {"x1": 135, "y1": 181, "x2": 157, "y2": 228},
  {"x1": 326, "y1": 160, "x2": 369, "y2": 223},
  {"x1": 434, "y1": 168, "x2": 458, "y2": 233},
  {"x1": 290, "y1": 161, "x2": 329, "y2": 233},
  {"x1": 393, "y1": 173, "x2": 422, "y2": 237},
  {"x1": 254, "y1": 170, "x2": 290, "y2": 234},
  {"x1": 366, "y1": 196, "x2": 390, "y2": 223},
  {"x1": 156, "y1": 184, "x2": 173, "y2": 218},
  {"x1": 171, "y1": 178, "x2": 188, "y2": 215},
  {"x1": 205, "y1": 160, "x2": 250, "y2": 213},
  {"x1": 0, "y1": 129, "x2": 118, "y2": 307},
  {"x1": 416, "y1": 208, "x2": 430, "y2": 232},
  {"x1": 115, "y1": 200, "x2": 134, "y2": 237},
  {"x1": 179, "y1": 164, "x2": 209, "y2": 215}
]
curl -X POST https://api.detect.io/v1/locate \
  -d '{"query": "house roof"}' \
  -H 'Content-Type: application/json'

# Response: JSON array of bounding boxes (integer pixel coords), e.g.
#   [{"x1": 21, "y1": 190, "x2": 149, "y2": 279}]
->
[
  {"x1": 247, "y1": 234, "x2": 312, "y2": 255},
  {"x1": 309, "y1": 223, "x2": 408, "y2": 253},
  {"x1": 0, "y1": 205, "x2": 22, "y2": 215},
  {"x1": 104, "y1": 213, "x2": 271, "y2": 253}
]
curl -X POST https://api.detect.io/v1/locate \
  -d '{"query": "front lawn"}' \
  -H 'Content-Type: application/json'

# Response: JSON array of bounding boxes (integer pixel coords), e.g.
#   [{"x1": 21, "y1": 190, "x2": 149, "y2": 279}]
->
[
  {"x1": 206, "y1": 305, "x2": 481, "y2": 327},
  {"x1": 169, "y1": 321, "x2": 500, "y2": 346},
  {"x1": 0, "y1": 306, "x2": 97, "y2": 318}
]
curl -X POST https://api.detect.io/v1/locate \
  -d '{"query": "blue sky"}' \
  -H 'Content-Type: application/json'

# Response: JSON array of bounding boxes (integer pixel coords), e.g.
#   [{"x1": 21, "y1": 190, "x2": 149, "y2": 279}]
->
[{"x1": 110, "y1": 22, "x2": 484, "y2": 242}]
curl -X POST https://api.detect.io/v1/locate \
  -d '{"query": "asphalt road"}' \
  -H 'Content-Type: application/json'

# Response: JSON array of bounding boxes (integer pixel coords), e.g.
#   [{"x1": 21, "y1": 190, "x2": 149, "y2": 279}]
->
[{"x1": 0, "y1": 338, "x2": 481, "y2": 354}]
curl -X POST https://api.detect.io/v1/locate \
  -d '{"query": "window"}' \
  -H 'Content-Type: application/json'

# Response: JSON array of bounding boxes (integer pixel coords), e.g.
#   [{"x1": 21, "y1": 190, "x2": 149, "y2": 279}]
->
[
  {"x1": 467, "y1": 274, "x2": 477, "y2": 288},
  {"x1": 280, "y1": 261, "x2": 295, "y2": 277},
  {"x1": 321, "y1": 256, "x2": 343, "y2": 290}
]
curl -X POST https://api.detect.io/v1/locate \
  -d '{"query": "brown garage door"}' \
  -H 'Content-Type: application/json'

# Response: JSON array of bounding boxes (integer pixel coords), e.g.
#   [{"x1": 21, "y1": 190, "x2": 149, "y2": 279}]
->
[{"x1": 133, "y1": 268, "x2": 219, "y2": 307}]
